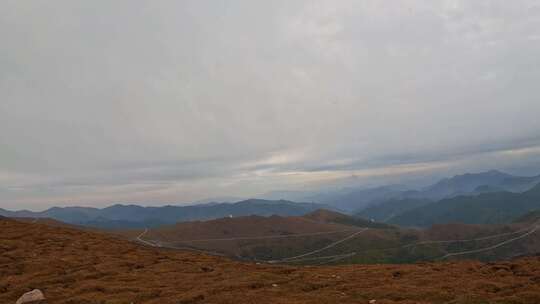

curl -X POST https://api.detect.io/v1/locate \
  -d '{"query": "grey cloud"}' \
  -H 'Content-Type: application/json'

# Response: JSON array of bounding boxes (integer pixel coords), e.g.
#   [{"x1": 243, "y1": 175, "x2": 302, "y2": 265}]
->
[{"x1": 1, "y1": 0, "x2": 540, "y2": 210}]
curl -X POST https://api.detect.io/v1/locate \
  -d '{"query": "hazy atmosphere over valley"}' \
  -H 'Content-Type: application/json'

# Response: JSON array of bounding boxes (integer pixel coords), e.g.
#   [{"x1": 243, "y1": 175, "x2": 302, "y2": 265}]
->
[{"x1": 2, "y1": 1, "x2": 540, "y2": 210}]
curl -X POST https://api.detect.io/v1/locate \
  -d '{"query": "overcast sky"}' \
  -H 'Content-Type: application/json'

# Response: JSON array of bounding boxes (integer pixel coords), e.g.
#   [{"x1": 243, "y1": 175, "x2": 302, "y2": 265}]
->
[{"x1": 2, "y1": 1, "x2": 540, "y2": 210}]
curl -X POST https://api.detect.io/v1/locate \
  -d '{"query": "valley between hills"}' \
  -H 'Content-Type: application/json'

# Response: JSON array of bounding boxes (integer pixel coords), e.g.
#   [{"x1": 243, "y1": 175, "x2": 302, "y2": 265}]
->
[{"x1": 118, "y1": 209, "x2": 540, "y2": 265}]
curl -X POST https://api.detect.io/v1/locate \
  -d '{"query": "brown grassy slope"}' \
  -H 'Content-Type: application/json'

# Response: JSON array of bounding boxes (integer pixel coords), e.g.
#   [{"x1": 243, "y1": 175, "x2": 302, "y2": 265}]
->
[
  {"x1": 120, "y1": 214, "x2": 538, "y2": 263},
  {"x1": 145, "y1": 214, "x2": 352, "y2": 240},
  {"x1": 119, "y1": 214, "x2": 356, "y2": 258},
  {"x1": 2, "y1": 218, "x2": 540, "y2": 304}
]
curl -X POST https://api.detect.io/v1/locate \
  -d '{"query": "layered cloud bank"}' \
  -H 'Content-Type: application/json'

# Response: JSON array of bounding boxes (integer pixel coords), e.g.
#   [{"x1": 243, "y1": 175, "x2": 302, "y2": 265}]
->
[{"x1": 1, "y1": 1, "x2": 540, "y2": 209}]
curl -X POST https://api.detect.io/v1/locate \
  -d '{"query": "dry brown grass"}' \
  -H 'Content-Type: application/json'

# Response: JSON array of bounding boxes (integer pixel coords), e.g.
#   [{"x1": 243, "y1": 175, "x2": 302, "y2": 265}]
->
[{"x1": 1, "y1": 218, "x2": 540, "y2": 304}]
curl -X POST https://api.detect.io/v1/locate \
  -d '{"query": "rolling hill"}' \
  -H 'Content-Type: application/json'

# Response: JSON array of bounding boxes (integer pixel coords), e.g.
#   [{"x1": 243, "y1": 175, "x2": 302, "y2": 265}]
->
[
  {"x1": 120, "y1": 211, "x2": 361, "y2": 260},
  {"x1": 305, "y1": 209, "x2": 395, "y2": 229},
  {"x1": 135, "y1": 213, "x2": 353, "y2": 242},
  {"x1": 2, "y1": 217, "x2": 540, "y2": 304},
  {"x1": 117, "y1": 209, "x2": 540, "y2": 265}
]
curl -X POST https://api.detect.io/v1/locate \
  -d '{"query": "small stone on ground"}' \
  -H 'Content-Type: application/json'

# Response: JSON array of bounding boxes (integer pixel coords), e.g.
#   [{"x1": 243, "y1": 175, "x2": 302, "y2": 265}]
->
[{"x1": 16, "y1": 289, "x2": 45, "y2": 304}]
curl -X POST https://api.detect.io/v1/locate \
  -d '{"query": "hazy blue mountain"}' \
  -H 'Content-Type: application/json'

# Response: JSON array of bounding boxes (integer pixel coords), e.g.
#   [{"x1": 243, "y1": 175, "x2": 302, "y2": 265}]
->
[
  {"x1": 419, "y1": 170, "x2": 540, "y2": 198},
  {"x1": 353, "y1": 171, "x2": 531, "y2": 223},
  {"x1": 356, "y1": 198, "x2": 433, "y2": 222},
  {"x1": 320, "y1": 170, "x2": 540, "y2": 213},
  {"x1": 44, "y1": 206, "x2": 99, "y2": 223},
  {"x1": 0, "y1": 208, "x2": 40, "y2": 218},
  {"x1": 0, "y1": 199, "x2": 328, "y2": 229},
  {"x1": 420, "y1": 170, "x2": 513, "y2": 199},
  {"x1": 5, "y1": 170, "x2": 539, "y2": 229},
  {"x1": 389, "y1": 183, "x2": 540, "y2": 227},
  {"x1": 315, "y1": 184, "x2": 411, "y2": 212},
  {"x1": 473, "y1": 184, "x2": 505, "y2": 193},
  {"x1": 500, "y1": 174, "x2": 540, "y2": 192}
]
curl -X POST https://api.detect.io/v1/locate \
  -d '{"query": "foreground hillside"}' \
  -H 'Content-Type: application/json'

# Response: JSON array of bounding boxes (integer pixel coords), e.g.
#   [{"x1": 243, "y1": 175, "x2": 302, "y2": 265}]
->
[{"x1": 2, "y1": 218, "x2": 540, "y2": 304}]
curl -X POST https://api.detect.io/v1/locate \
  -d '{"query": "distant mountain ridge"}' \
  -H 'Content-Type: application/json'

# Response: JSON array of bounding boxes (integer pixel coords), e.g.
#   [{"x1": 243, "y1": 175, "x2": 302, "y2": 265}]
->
[
  {"x1": 303, "y1": 170, "x2": 540, "y2": 213},
  {"x1": 0, "y1": 199, "x2": 328, "y2": 229},
  {"x1": 419, "y1": 170, "x2": 513, "y2": 198},
  {"x1": 317, "y1": 184, "x2": 411, "y2": 212},
  {"x1": 389, "y1": 183, "x2": 540, "y2": 227},
  {"x1": 356, "y1": 171, "x2": 540, "y2": 223},
  {"x1": 356, "y1": 198, "x2": 434, "y2": 222},
  {"x1": 4, "y1": 170, "x2": 540, "y2": 230}
]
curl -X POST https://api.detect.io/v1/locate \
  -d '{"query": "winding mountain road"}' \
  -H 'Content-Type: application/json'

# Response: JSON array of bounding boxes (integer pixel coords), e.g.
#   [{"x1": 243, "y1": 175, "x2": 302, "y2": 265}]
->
[
  {"x1": 136, "y1": 228, "x2": 158, "y2": 247},
  {"x1": 270, "y1": 228, "x2": 369, "y2": 263},
  {"x1": 439, "y1": 224, "x2": 540, "y2": 259}
]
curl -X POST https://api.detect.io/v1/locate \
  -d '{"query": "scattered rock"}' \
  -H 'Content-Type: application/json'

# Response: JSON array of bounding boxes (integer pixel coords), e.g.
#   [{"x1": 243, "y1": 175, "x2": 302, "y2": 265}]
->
[
  {"x1": 16, "y1": 289, "x2": 45, "y2": 304},
  {"x1": 272, "y1": 284, "x2": 278, "y2": 288},
  {"x1": 369, "y1": 300, "x2": 376, "y2": 304}
]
